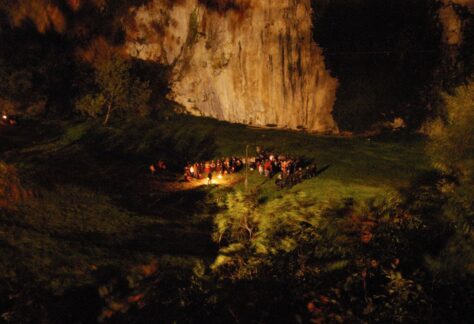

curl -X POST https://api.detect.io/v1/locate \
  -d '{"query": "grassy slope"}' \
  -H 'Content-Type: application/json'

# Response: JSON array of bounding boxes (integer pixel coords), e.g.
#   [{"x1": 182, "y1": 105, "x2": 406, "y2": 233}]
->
[
  {"x1": 160, "y1": 116, "x2": 430, "y2": 202},
  {"x1": 0, "y1": 120, "x2": 216, "y2": 293},
  {"x1": 0, "y1": 116, "x2": 430, "y2": 293}
]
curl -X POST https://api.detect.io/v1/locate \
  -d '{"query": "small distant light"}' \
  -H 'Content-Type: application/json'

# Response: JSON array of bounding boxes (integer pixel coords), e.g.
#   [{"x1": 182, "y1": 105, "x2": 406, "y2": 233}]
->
[
  {"x1": 218, "y1": 174, "x2": 223, "y2": 179},
  {"x1": 2, "y1": 115, "x2": 7, "y2": 120}
]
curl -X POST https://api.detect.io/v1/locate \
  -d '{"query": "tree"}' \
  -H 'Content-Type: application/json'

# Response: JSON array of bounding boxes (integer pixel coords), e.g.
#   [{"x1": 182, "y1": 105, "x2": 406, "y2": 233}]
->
[
  {"x1": 76, "y1": 56, "x2": 151, "y2": 125},
  {"x1": 213, "y1": 191, "x2": 259, "y2": 245},
  {"x1": 0, "y1": 58, "x2": 37, "y2": 111},
  {"x1": 425, "y1": 80, "x2": 474, "y2": 278},
  {"x1": 426, "y1": 80, "x2": 474, "y2": 174}
]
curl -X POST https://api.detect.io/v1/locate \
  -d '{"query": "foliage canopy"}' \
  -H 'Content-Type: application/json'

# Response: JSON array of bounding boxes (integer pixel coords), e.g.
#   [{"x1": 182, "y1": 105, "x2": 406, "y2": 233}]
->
[
  {"x1": 76, "y1": 56, "x2": 151, "y2": 125},
  {"x1": 427, "y1": 80, "x2": 474, "y2": 175}
]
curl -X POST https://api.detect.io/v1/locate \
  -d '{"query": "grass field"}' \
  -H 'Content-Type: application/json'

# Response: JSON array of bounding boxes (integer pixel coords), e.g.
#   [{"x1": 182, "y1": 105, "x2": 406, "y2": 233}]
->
[
  {"x1": 158, "y1": 116, "x2": 430, "y2": 202},
  {"x1": 0, "y1": 116, "x2": 431, "y2": 296}
]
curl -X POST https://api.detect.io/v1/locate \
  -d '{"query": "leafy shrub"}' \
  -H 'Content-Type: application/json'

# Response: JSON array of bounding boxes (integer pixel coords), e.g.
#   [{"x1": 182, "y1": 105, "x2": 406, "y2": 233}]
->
[
  {"x1": 426, "y1": 81, "x2": 474, "y2": 172},
  {"x1": 0, "y1": 161, "x2": 30, "y2": 209},
  {"x1": 207, "y1": 189, "x2": 447, "y2": 322}
]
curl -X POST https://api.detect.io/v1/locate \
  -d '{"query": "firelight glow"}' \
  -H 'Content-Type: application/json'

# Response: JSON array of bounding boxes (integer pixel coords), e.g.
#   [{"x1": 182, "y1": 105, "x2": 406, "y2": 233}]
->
[{"x1": 197, "y1": 173, "x2": 230, "y2": 187}]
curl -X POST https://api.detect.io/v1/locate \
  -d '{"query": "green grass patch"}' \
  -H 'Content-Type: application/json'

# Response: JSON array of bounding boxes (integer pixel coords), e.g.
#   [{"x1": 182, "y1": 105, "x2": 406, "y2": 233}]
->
[
  {"x1": 154, "y1": 116, "x2": 429, "y2": 201},
  {"x1": 0, "y1": 115, "x2": 431, "y2": 295}
]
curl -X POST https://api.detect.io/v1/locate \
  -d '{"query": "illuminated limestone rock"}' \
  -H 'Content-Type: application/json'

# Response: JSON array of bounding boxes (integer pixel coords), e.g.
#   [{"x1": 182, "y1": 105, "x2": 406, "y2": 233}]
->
[{"x1": 126, "y1": 0, "x2": 338, "y2": 133}]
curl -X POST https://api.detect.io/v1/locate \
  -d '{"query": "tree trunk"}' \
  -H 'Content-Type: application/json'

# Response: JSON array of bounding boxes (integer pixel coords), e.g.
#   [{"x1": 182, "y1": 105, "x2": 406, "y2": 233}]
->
[{"x1": 103, "y1": 102, "x2": 112, "y2": 126}]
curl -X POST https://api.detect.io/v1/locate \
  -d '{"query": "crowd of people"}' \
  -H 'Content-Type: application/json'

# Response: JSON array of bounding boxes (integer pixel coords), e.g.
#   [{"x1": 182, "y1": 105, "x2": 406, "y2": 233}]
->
[
  {"x1": 148, "y1": 146, "x2": 320, "y2": 188},
  {"x1": 177, "y1": 147, "x2": 320, "y2": 189},
  {"x1": 1, "y1": 112, "x2": 17, "y2": 126},
  {"x1": 149, "y1": 160, "x2": 167, "y2": 176},
  {"x1": 248, "y1": 147, "x2": 319, "y2": 189},
  {"x1": 183, "y1": 157, "x2": 244, "y2": 184}
]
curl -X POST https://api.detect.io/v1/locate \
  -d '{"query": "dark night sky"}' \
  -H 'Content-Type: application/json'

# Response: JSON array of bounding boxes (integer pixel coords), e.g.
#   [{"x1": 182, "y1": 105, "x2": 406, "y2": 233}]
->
[{"x1": 311, "y1": 0, "x2": 447, "y2": 131}]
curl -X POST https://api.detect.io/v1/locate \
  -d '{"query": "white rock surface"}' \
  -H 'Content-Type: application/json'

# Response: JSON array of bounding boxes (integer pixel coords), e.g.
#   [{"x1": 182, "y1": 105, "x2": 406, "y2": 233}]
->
[{"x1": 126, "y1": 0, "x2": 338, "y2": 132}]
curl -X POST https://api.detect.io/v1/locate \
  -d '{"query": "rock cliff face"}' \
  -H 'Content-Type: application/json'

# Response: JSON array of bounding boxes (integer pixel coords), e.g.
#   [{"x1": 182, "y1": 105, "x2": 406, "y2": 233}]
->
[{"x1": 126, "y1": 0, "x2": 338, "y2": 132}]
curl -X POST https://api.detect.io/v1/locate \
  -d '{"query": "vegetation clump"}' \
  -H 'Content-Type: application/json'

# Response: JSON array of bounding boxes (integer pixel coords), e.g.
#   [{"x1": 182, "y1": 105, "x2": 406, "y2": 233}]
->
[
  {"x1": 0, "y1": 82, "x2": 473, "y2": 322},
  {"x1": 76, "y1": 56, "x2": 152, "y2": 125},
  {"x1": 73, "y1": 81, "x2": 474, "y2": 322},
  {"x1": 0, "y1": 161, "x2": 29, "y2": 209},
  {"x1": 424, "y1": 80, "x2": 474, "y2": 279}
]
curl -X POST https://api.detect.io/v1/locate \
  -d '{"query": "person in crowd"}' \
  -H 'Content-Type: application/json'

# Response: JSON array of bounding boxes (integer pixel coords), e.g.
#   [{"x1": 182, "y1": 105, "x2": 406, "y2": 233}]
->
[
  {"x1": 264, "y1": 160, "x2": 272, "y2": 177},
  {"x1": 194, "y1": 162, "x2": 201, "y2": 179},
  {"x1": 249, "y1": 157, "x2": 256, "y2": 170},
  {"x1": 157, "y1": 160, "x2": 167, "y2": 170},
  {"x1": 149, "y1": 164, "x2": 156, "y2": 176},
  {"x1": 275, "y1": 173, "x2": 285, "y2": 189},
  {"x1": 207, "y1": 171, "x2": 213, "y2": 185},
  {"x1": 184, "y1": 165, "x2": 192, "y2": 182},
  {"x1": 199, "y1": 162, "x2": 205, "y2": 178}
]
